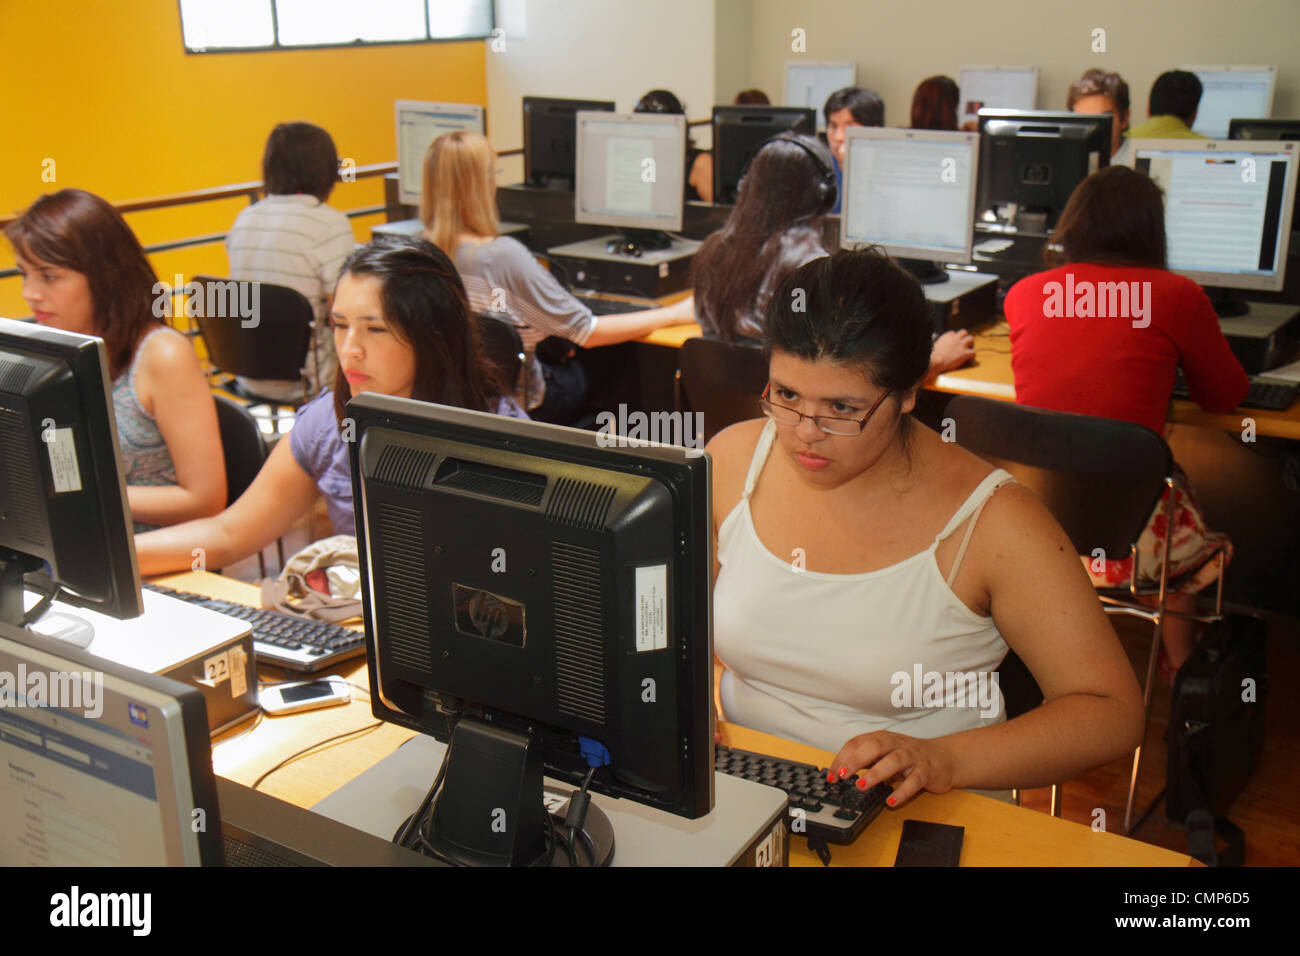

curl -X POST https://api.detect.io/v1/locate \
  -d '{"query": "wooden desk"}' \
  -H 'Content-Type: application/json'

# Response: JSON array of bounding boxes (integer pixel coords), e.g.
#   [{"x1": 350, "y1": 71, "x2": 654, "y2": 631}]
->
[
  {"x1": 641, "y1": 319, "x2": 1300, "y2": 440},
  {"x1": 161, "y1": 570, "x2": 1193, "y2": 866}
]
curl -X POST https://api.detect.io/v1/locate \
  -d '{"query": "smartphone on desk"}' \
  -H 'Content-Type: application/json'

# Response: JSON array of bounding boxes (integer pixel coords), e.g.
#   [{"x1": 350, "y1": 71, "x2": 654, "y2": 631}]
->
[{"x1": 260, "y1": 677, "x2": 351, "y2": 716}]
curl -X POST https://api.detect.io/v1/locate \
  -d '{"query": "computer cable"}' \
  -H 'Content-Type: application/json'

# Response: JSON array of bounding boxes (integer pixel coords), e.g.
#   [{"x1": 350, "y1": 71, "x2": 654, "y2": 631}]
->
[
  {"x1": 19, "y1": 579, "x2": 63, "y2": 628},
  {"x1": 393, "y1": 741, "x2": 450, "y2": 849},
  {"x1": 249, "y1": 720, "x2": 384, "y2": 790}
]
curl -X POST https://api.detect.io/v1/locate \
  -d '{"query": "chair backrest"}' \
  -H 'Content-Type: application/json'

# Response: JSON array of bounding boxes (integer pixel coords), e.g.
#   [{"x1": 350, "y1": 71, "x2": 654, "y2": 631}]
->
[
  {"x1": 191, "y1": 277, "x2": 314, "y2": 381},
  {"x1": 213, "y1": 394, "x2": 268, "y2": 506},
  {"x1": 945, "y1": 395, "x2": 1173, "y2": 558},
  {"x1": 676, "y1": 337, "x2": 769, "y2": 444},
  {"x1": 476, "y1": 311, "x2": 525, "y2": 394}
]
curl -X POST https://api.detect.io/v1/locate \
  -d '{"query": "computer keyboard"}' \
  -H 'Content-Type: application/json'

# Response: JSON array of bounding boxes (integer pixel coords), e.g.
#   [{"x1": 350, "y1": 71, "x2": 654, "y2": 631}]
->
[
  {"x1": 1171, "y1": 373, "x2": 1297, "y2": 411},
  {"x1": 573, "y1": 294, "x2": 654, "y2": 316},
  {"x1": 714, "y1": 744, "x2": 892, "y2": 846},
  {"x1": 144, "y1": 583, "x2": 366, "y2": 673}
]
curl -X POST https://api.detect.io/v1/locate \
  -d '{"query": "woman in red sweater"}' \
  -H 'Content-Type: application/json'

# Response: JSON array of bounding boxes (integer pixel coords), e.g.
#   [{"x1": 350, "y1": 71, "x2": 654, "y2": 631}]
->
[{"x1": 1004, "y1": 165, "x2": 1248, "y2": 679}]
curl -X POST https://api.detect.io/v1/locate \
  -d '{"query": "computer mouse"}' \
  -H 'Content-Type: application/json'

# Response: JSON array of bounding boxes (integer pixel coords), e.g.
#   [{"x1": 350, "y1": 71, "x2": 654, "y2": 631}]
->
[{"x1": 28, "y1": 612, "x2": 95, "y2": 649}]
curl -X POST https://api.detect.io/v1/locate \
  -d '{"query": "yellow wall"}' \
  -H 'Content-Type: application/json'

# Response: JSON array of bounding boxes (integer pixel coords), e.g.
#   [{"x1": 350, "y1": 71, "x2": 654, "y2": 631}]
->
[{"x1": 0, "y1": 0, "x2": 487, "y2": 316}]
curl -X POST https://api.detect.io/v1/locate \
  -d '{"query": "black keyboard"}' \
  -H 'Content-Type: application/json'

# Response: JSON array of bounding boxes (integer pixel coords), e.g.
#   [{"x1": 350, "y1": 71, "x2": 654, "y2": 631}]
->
[
  {"x1": 144, "y1": 583, "x2": 366, "y2": 673},
  {"x1": 714, "y1": 744, "x2": 891, "y2": 846},
  {"x1": 573, "y1": 294, "x2": 654, "y2": 316},
  {"x1": 1171, "y1": 373, "x2": 1297, "y2": 411}
]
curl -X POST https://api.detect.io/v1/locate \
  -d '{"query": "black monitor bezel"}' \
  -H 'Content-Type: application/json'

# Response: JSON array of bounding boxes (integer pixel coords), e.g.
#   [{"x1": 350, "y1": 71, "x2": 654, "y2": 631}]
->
[{"x1": 521, "y1": 96, "x2": 617, "y2": 189}]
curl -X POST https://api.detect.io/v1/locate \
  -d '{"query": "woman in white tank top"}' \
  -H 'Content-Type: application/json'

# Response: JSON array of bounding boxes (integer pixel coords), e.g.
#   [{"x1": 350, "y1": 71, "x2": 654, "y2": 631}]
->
[{"x1": 710, "y1": 249, "x2": 1145, "y2": 808}]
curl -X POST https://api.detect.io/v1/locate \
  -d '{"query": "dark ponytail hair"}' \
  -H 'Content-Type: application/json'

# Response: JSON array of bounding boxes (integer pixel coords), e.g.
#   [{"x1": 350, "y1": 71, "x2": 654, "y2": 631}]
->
[
  {"x1": 331, "y1": 235, "x2": 509, "y2": 426},
  {"x1": 764, "y1": 248, "x2": 932, "y2": 445}
]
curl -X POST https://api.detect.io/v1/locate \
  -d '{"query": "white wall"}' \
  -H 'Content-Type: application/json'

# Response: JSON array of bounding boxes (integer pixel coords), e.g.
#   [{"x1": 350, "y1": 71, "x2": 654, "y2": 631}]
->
[
  {"x1": 736, "y1": 0, "x2": 1300, "y2": 130},
  {"x1": 486, "y1": 0, "x2": 718, "y2": 183}
]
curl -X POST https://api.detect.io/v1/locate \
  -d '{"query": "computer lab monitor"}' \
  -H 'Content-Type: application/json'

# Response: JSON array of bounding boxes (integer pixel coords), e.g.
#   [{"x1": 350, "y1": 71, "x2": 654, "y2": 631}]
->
[
  {"x1": 0, "y1": 319, "x2": 142, "y2": 630},
  {"x1": 348, "y1": 392, "x2": 713, "y2": 867},
  {"x1": 784, "y1": 61, "x2": 857, "y2": 127},
  {"x1": 574, "y1": 111, "x2": 686, "y2": 243},
  {"x1": 958, "y1": 66, "x2": 1038, "y2": 130},
  {"x1": 1181, "y1": 65, "x2": 1276, "y2": 140},
  {"x1": 1229, "y1": 118, "x2": 1300, "y2": 238},
  {"x1": 1131, "y1": 138, "x2": 1297, "y2": 295},
  {"x1": 712, "y1": 105, "x2": 817, "y2": 205},
  {"x1": 975, "y1": 109, "x2": 1112, "y2": 235},
  {"x1": 841, "y1": 127, "x2": 979, "y2": 283},
  {"x1": 522, "y1": 96, "x2": 617, "y2": 190},
  {"x1": 395, "y1": 100, "x2": 486, "y2": 206},
  {"x1": 0, "y1": 620, "x2": 222, "y2": 865}
]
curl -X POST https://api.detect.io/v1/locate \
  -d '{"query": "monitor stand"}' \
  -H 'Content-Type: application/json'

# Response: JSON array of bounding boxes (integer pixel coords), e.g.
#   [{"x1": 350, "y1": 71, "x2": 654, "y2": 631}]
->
[
  {"x1": 899, "y1": 258, "x2": 950, "y2": 285},
  {"x1": 614, "y1": 228, "x2": 673, "y2": 254},
  {"x1": 1205, "y1": 286, "x2": 1251, "y2": 318},
  {"x1": 397, "y1": 717, "x2": 615, "y2": 867},
  {"x1": 0, "y1": 550, "x2": 43, "y2": 628}
]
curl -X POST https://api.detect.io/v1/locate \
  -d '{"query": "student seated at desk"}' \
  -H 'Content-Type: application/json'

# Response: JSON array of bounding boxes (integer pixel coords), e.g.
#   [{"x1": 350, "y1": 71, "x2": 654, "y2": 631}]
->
[
  {"x1": 5, "y1": 189, "x2": 225, "y2": 532},
  {"x1": 420, "y1": 131, "x2": 694, "y2": 426},
  {"x1": 910, "y1": 75, "x2": 959, "y2": 131},
  {"x1": 1112, "y1": 70, "x2": 1206, "y2": 167},
  {"x1": 1068, "y1": 68, "x2": 1131, "y2": 160},
  {"x1": 634, "y1": 89, "x2": 713, "y2": 204},
  {"x1": 1003, "y1": 166, "x2": 1248, "y2": 679},
  {"x1": 226, "y1": 122, "x2": 356, "y2": 400},
  {"x1": 822, "y1": 86, "x2": 884, "y2": 216},
  {"x1": 690, "y1": 133, "x2": 974, "y2": 376},
  {"x1": 134, "y1": 237, "x2": 525, "y2": 575},
  {"x1": 709, "y1": 249, "x2": 1145, "y2": 806}
]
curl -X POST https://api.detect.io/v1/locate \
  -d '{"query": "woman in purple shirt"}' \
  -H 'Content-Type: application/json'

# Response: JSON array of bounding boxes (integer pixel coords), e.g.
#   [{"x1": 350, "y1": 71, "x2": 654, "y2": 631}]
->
[{"x1": 136, "y1": 236, "x2": 526, "y2": 574}]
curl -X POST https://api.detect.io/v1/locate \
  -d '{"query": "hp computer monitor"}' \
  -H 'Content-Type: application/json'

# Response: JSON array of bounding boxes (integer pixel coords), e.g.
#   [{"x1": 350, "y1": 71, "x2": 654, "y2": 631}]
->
[
  {"x1": 959, "y1": 66, "x2": 1038, "y2": 129},
  {"x1": 975, "y1": 109, "x2": 1112, "y2": 235},
  {"x1": 841, "y1": 128, "x2": 979, "y2": 282},
  {"x1": 1132, "y1": 139, "x2": 1297, "y2": 294},
  {"x1": 574, "y1": 111, "x2": 686, "y2": 241},
  {"x1": 395, "y1": 100, "x2": 486, "y2": 206},
  {"x1": 784, "y1": 61, "x2": 857, "y2": 127},
  {"x1": 0, "y1": 319, "x2": 142, "y2": 628},
  {"x1": 1230, "y1": 118, "x2": 1300, "y2": 236},
  {"x1": 1181, "y1": 65, "x2": 1276, "y2": 140},
  {"x1": 712, "y1": 105, "x2": 817, "y2": 205},
  {"x1": 348, "y1": 392, "x2": 713, "y2": 866},
  {"x1": 522, "y1": 96, "x2": 617, "y2": 190},
  {"x1": 0, "y1": 620, "x2": 222, "y2": 865}
]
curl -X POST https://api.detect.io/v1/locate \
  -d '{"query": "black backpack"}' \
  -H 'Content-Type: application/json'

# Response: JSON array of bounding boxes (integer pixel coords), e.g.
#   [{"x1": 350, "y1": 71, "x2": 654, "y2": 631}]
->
[{"x1": 1165, "y1": 613, "x2": 1268, "y2": 866}]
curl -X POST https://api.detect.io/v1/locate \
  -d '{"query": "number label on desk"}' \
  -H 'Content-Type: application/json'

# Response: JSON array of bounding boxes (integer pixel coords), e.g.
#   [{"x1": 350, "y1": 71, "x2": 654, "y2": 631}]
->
[{"x1": 204, "y1": 653, "x2": 229, "y2": 684}]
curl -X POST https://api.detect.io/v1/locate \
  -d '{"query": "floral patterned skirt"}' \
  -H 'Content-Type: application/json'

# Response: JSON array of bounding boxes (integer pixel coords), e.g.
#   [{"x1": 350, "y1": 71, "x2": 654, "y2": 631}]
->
[{"x1": 1081, "y1": 465, "x2": 1231, "y2": 594}]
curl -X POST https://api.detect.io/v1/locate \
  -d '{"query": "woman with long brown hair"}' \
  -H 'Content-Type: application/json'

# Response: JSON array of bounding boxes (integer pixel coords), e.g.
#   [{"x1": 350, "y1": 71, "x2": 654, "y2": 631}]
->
[
  {"x1": 5, "y1": 188, "x2": 226, "y2": 531},
  {"x1": 1003, "y1": 165, "x2": 1248, "y2": 679},
  {"x1": 134, "y1": 235, "x2": 524, "y2": 574}
]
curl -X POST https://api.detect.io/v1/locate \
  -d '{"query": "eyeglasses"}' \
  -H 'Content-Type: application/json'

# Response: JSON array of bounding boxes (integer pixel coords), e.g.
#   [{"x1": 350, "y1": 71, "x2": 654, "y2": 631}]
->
[{"x1": 759, "y1": 383, "x2": 893, "y2": 436}]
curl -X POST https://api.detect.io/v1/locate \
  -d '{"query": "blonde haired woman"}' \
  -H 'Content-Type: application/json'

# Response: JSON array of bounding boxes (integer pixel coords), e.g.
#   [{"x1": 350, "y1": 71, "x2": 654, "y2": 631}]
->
[{"x1": 421, "y1": 130, "x2": 694, "y2": 425}]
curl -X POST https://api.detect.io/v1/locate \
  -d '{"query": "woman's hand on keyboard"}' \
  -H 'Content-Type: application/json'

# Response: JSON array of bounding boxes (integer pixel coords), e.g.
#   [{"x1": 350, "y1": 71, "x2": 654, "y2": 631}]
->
[{"x1": 826, "y1": 731, "x2": 958, "y2": 808}]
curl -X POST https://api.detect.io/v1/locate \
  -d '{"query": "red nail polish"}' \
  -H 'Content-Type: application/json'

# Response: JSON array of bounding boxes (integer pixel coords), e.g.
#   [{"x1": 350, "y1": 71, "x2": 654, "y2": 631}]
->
[
  {"x1": 827, "y1": 772, "x2": 836, "y2": 783},
  {"x1": 838, "y1": 766, "x2": 848, "y2": 778},
  {"x1": 855, "y1": 777, "x2": 867, "y2": 790},
  {"x1": 887, "y1": 796, "x2": 896, "y2": 806}
]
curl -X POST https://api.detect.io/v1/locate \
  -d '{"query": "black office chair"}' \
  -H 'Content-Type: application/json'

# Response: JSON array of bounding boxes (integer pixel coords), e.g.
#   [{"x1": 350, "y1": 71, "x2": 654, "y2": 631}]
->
[
  {"x1": 674, "y1": 337, "x2": 769, "y2": 443},
  {"x1": 213, "y1": 393, "x2": 282, "y2": 578},
  {"x1": 476, "y1": 311, "x2": 527, "y2": 405},
  {"x1": 945, "y1": 395, "x2": 1225, "y2": 833},
  {"x1": 191, "y1": 277, "x2": 319, "y2": 427}
]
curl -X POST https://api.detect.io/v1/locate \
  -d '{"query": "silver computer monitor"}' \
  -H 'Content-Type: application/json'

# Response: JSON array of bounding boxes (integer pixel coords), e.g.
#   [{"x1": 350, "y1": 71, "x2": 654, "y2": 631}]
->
[
  {"x1": 841, "y1": 127, "x2": 979, "y2": 265},
  {"x1": 1181, "y1": 65, "x2": 1276, "y2": 140},
  {"x1": 958, "y1": 65, "x2": 1038, "y2": 129},
  {"x1": 395, "y1": 100, "x2": 486, "y2": 206},
  {"x1": 1131, "y1": 138, "x2": 1297, "y2": 293},
  {"x1": 784, "y1": 61, "x2": 858, "y2": 127},
  {"x1": 574, "y1": 112, "x2": 686, "y2": 233},
  {"x1": 0, "y1": 621, "x2": 221, "y2": 866}
]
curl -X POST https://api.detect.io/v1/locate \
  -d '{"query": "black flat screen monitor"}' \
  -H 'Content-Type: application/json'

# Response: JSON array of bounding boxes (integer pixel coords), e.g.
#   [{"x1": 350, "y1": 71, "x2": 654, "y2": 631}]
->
[
  {"x1": 522, "y1": 96, "x2": 616, "y2": 190},
  {"x1": 975, "y1": 109, "x2": 1112, "y2": 235},
  {"x1": 1231, "y1": 118, "x2": 1300, "y2": 236},
  {"x1": 712, "y1": 105, "x2": 817, "y2": 205},
  {"x1": 348, "y1": 393, "x2": 713, "y2": 866},
  {"x1": 0, "y1": 319, "x2": 142, "y2": 628}
]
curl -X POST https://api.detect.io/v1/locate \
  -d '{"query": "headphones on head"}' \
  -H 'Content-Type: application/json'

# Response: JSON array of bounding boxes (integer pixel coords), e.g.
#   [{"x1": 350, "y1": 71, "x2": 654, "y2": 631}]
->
[{"x1": 739, "y1": 130, "x2": 838, "y2": 216}]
